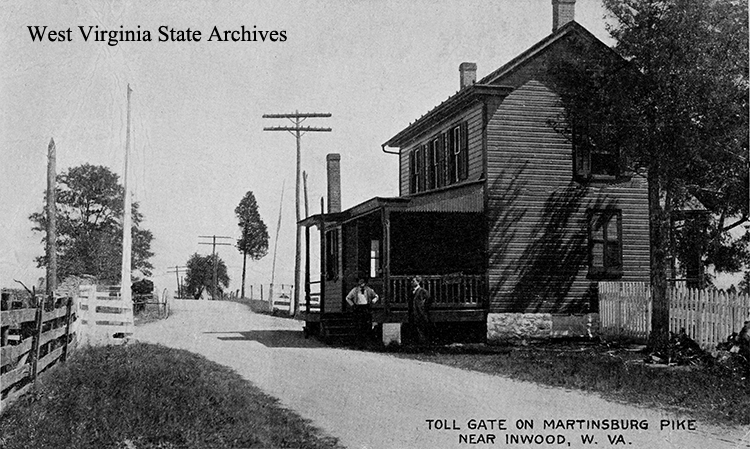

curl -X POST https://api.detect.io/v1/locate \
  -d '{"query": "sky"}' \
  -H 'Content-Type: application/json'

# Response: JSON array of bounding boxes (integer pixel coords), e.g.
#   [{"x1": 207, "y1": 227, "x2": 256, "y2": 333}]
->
[{"x1": 0, "y1": 0, "x2": 618, "y2": 295}]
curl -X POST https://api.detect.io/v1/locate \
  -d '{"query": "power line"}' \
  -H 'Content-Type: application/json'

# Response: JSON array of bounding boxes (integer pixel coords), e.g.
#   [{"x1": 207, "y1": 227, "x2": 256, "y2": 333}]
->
[{"x1": 198, "y1": 235, "x2": 234, "y2": 299}]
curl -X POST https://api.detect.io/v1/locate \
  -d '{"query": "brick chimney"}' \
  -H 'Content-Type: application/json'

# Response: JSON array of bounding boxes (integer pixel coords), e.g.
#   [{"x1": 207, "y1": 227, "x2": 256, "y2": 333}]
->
[
  {"x1": 459, "y1": 62, "x2": 477, "y2": 89},
  {"x1": 552, "y1": 0, "x2": 575, "y2": 32},
  {"x1": 326, "y1": 153, "x2": 341, "y2": 213}
]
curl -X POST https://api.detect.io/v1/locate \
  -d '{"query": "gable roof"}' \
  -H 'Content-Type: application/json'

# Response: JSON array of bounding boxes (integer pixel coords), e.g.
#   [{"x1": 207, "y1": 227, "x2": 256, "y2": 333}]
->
[
  {"x1": 477, "y1": 21, "x2": 619, "y2": 85},
  {"x1": 382, "y1": 21, "x2": 622, "y2": 151}
]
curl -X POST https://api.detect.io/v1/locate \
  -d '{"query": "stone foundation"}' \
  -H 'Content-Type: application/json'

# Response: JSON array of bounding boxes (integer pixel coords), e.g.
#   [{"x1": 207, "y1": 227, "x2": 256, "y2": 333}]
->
[{"x1": 487, "y1": 313, "x2": 600, "y2": 343}]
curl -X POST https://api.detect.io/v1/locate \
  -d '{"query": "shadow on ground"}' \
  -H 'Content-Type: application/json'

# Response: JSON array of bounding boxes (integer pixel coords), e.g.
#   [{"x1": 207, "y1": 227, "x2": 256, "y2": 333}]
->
[{"x1": 206, "y1": 330, "x2": 329, "y2": 348}]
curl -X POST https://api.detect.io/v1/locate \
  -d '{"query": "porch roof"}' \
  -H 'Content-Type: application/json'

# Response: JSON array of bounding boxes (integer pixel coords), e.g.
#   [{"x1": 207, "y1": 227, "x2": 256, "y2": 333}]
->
[
  {"x1": 299, "y1": 181, "x2": 485, "y2": 227},
  {"x1": 298, "y1": 197, "x2": 409, "y2": 227}
]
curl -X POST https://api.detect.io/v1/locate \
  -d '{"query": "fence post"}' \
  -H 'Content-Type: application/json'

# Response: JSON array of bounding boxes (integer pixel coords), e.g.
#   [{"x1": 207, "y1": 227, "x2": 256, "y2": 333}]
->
[
  {"x1": 62, "y1": 297, "x2": 73, "y2": 362},
  {"x1": 615, "y1": 286, "x2": 622, "y2": 333},
  {"x1": 30, "y1": 300, "x2": 43, "y2": 381},
  {"x1": 696, "y1": 289, "x2": 703, "y2": 344}
]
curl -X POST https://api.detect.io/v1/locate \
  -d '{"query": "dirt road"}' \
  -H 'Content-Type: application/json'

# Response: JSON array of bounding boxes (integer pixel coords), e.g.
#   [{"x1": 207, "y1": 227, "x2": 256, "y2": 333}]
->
[{"x1": 134, "y1": 300, "x2": 749, "y2": 449}]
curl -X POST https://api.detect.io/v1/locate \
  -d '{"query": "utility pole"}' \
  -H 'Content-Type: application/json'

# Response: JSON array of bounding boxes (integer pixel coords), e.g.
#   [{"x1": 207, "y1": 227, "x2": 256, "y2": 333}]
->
[
  {"x1": 46, "y1": 138, "x2": 57, "y2": 296},
  {"x1": 121, "y1": 84, "x2": 133, "y2": 307},
  {"x1": 303, "y1": 171, "x2": 310, "y2": 217},
  {"x1": 263, "y1": 111, "x2": 331, "y2": 316},
  {"x1": 167, "y1": 266, "x2": 187, "y2": 298},
  {"x1": 269, "y1": 181, "x2": 285, "y2": 305},
  {"x1": 198, "y1": 235, "x2": 233, "y2": 299}
]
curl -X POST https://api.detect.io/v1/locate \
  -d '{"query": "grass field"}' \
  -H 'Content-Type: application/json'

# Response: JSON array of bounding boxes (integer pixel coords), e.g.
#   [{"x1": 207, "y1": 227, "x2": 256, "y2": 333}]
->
[
  {"x1": 0, "y1": 343, "x2": 342, "y2": 449},
  {"x1": 385, "y1": 341, "x2": 750, "y2": 427}
]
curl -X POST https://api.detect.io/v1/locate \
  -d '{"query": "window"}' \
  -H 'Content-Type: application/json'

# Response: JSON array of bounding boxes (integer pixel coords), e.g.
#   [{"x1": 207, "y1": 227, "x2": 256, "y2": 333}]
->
[
  {"x1": 449, "y1": 125, "x2": 460, "y2": 183},
  {"x1": 433, "y1": 135, "x2": 444, "y2": 188},
  {"x1": 574, "y1": 123, "x2": 619, "y2": 179},
  {"x1": 370, "y1": 240, "x2": 381, "y2": 278},
  {"x1": 427, "y1": 141, "x2": 436, "y2": 190},
  {"x1": 409, "y1": 146, "x2": 424, "y2": 193},
  {"x1": 447, "y1": 122, "x2": 469, "y2": 184},
  {"x1": 325, "y1": 229, "x2": 339, "y2": 280},
  {"x1": 408, "y1": 121, "x2": 468, "y2": 194},
  {"x1": 459, "y1": 122, "x2": 469, "y2": 180},
  {"x1": 588, "y1": 210, "x2": 622, "y2": 277}
]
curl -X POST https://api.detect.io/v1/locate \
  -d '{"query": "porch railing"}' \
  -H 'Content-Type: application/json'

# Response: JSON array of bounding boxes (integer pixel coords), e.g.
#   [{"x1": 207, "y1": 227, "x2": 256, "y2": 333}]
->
[{"x1": 388, "y1": 274, "x2": 485, "y2": 308}]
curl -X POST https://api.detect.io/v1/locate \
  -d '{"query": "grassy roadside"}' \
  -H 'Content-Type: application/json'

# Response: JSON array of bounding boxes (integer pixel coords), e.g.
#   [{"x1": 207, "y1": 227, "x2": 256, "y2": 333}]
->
[
  {"x1": 384, "y1": 341, "x2": 750, "y2": 427},
  {"x1": 0, "y1": 343, "x2": 342, "y2": 449}
]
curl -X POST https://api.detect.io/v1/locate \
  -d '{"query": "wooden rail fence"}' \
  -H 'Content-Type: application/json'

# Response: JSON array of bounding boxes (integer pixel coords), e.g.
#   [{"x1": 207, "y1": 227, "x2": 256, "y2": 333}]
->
[
  {"x1": 599, "y1": 282, "x2": 750, "y2": 350},
  {"x1": 1, "y1": 295, "x2": 76, "y2": 414}
]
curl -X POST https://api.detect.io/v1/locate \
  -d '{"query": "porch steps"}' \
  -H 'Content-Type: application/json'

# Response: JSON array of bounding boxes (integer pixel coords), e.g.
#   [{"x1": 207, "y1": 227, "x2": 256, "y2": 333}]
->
[{"x1": 320, "y1": 313, "x2": 360, "y2": 342}]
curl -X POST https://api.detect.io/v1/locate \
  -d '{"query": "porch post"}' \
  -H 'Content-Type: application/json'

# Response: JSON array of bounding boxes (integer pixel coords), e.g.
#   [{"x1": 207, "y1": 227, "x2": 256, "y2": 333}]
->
[
  {"x1": 319, "y1": 219, "x2": 326, "y2": 313},
  {"x1": 305, "y1": 225, "x2": 311, "y2": 314},
  {"x1": 383, "y1": 208, "x2": 391, "y2": 315}
]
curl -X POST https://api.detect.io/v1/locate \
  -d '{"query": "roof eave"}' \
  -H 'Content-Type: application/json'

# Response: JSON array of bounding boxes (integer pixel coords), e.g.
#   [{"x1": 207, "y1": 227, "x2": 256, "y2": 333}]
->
[{"x1": 382, "y1": 84, "x2": 512, "y2": 150}]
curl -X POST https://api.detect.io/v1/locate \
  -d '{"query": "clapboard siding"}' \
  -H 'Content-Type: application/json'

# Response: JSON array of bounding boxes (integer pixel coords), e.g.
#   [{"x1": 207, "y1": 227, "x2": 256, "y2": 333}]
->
[
  {"x1": 323, "y1": 226, "x2": 343, "y2": 313},
  {"x1": 399, "y1": 150, "x2": 409, "y2": 196},
  {"x1": 486, "y1": 79, "x2": 650, "y2": 314},
  {"x1": 398, "y1": 103, "x2": 484, "y2": 196}
]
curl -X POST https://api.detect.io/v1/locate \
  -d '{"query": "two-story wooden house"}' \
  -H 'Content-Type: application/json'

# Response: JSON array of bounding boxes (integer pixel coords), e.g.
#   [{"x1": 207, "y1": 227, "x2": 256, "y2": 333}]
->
[{"x1": 300, "y1": 0, "x2": 650, "y2": 344}]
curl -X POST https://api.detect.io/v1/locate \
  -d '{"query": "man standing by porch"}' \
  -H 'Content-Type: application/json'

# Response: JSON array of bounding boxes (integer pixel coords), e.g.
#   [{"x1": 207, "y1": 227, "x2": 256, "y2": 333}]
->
[
  {"x1": 346, "y1": 278, "x2": 379, "y2": 341},
  {"x1": 411, "y1": 276, "x2": 433, "y2": 345}
]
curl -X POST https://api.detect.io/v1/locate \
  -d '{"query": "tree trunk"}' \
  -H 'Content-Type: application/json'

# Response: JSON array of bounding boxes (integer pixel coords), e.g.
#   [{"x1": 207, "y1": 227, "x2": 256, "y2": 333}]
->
[
  {"x1": 241, "y1": 250, "x2": 247, "y2": 299},
  {"x1": 647, "y1": 166, "x2": 670, "y2": 351}
]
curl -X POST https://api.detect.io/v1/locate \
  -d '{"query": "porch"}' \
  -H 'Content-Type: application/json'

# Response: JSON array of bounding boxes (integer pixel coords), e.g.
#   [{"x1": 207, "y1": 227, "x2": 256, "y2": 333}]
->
[
  {"x1": 371, "y1": 274, "x2": 486, "y2": 323},
  {"x1": 299, "y1": 188, "x2": 488, "y2": 334}
]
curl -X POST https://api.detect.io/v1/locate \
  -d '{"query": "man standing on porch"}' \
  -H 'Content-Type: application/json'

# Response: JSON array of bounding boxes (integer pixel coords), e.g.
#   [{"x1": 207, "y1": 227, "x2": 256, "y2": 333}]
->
[
  {"x1": 346, "y1": 278, "x2": 379, "y2": 340},
  {"x1": 411, "y1": 276, "x2": 433, "y2": 345}
]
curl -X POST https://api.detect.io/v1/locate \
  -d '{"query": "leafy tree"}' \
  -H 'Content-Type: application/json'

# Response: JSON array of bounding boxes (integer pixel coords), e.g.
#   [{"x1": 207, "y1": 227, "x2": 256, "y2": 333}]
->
[
  {"x1": 235, "y1": 191, "x2": 269, "y2": 298},
  {"x1": 29, "y1": 164, "x2": 154, "y2": 283},
  {"x1": 131, "y1": 279, "x2": 154, "y2": 295},
  {"x1": 131, "y1": 278, "x2": 154, "y2": 313},
  {"x1": 184, "y1": 253, "x2": 229, "y2": 299},
  {"x1": 739, "y1": 271, "x2": 750, "y2": 296},
  {"x1": 552, "y1": 0, "x2": 748, "y2": 349}
]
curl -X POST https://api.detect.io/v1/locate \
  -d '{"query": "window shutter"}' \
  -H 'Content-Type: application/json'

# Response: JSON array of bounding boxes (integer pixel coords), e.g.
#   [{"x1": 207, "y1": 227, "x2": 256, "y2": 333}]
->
[
  {"x1": 416, "y1": 147, "x2": 422, "y2": 192},
  {"x1": 447, "y1": 128, "x2": 456, "y2": 184},
  {"x1": 438, "y1": 134, "x2": 445, "y2": 187},
  {"x1": 460, "y1": 121, "x2": 469, "y2": 180},
  {"x1": 409, "y1": 150, "x2": 416, "y2": 193},
  {"x1": 423, "y1": 146, "x2": 428, "y2": 191}
]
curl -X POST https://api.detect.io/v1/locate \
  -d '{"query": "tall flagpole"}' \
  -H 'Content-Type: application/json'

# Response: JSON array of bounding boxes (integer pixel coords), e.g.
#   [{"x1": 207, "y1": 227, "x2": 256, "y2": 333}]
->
[{"x1": 121, "y1": 85, "x2": 133, "y2": 306}]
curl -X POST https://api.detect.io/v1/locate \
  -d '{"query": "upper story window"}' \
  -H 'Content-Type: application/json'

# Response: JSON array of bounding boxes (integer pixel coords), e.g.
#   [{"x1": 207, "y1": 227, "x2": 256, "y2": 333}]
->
[
  {"x1": 574, "y1": 123, "x2": 619, "y2": 180},
  {"x1": 409, "y1": 121, "x2": 469, "y2": 194},
  {"x1": 434, "y1": 135, "x2": 445, "y2": 189},
  {"x1": 409, "y1": 145, "x2": 425, "y2": 193},
  {"x1": 428, "y1": 137, "x2": 442, "y2": 190},
  {"x1": 449, "y1": 125, "x2": 461, "y2": 183},
  {"x1": 426, "y1": 141, "x2": 436, "y2": 190},
  {"x1": 588, "y1": 209, "x2": 622, "y2": 278}
]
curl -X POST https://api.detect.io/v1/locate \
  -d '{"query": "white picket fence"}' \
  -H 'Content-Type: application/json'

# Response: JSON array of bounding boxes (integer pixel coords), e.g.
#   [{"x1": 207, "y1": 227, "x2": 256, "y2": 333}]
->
[
  {"x1": 77, "y1": 285, "x2": 134, "y2": 345},
  {"x1": 599, "y1": 282, "x2": 750, "y2": 350}
]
